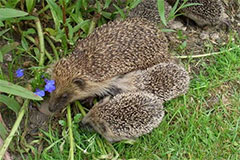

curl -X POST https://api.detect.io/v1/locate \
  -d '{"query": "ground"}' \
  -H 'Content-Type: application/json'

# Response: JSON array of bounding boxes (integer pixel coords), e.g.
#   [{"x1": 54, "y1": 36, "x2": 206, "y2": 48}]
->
[{"x1": 0, "y1": 0, "x2": 240, "y2": 159}]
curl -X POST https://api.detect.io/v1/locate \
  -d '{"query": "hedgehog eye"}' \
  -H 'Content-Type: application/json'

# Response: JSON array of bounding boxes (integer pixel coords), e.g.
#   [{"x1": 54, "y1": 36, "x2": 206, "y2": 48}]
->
[
  {"x1": 73, "y1": 78, "x2": 85, "y2": 88},
  {"x1": 61, "y1": 93, "x2": 68, "y2": 99}
]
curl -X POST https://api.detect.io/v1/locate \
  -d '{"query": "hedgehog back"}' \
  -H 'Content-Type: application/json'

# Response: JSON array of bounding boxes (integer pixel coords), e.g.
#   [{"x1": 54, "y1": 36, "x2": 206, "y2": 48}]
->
[{"x1": 69, "y1": 18, "x2": 170, "y2": 82}]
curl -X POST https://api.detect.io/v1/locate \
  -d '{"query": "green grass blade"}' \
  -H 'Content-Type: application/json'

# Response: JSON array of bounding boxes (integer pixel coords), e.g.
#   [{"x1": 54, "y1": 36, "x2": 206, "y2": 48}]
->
[
  {"x1": 26, "y1": 0, "x2": 35, "y2": 13},
  {"x1": 168, "y1": 0, "x2": 180, "y2": 20},
  {"x1": 46, "y1": 0, "x2": 62, "y2": 30},
  {"x1": 0, "y1": 8, "x2": 28, "y2": 20},
  {"x1": 0, "y1": 28, "x2": 10, "y2": 36},
  {"x1": 129, "y1": 0, "x2": 142, "y2": 9},
  {"x1": 157, "y1": 0, "x2": 167, "y2": 26},
  {"x1": 113, "y1": 4, "x2": 126, "y2": 19},
  {"x1": 0, "y1": 99, "x2": 29, "y2": 160},
  {"x1": 0, "y1": 122, "x2": 8, "y2": 140},
  {"x1": 103, "y1": 0, "x2": 112, "y2": 9},
  {"x1": 0, "y1": 80, "x2": 43, "y2": 100},
  {"x1": 0, "y1": 94, "x2": 20, "y2": 113}
]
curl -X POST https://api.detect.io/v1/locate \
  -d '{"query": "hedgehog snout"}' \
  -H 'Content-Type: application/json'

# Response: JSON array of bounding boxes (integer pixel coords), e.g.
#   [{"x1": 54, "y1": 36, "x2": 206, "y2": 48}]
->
[
  {"x1": 48, "y1": 96, "x2": 68, "y2": 113},
  {"x1": 48, "y1": 100, "x2": 62, "y2": 112}
]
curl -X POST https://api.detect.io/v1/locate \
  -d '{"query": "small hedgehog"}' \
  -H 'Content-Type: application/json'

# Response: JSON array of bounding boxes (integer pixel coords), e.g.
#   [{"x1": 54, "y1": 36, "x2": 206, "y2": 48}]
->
[
  {"x1": 130, "y1": 62, "x2": 190, "y2": 101},
  {"x1": 82, "y1": 92, "x2": 165, "y2": 142},
  {"x1": 81, "y1": 62, "x2": 189, "y2": 142},
  {"x1": 129, "y1": 0, "x2": 225, "y2": 27},
  {"x1": 49, "y1": 17, "x2": 171, "y2": 112},
  {"x1": 128, "y1": 0, "x2": 172, "y2": 23},
  {"x1": 166, "y1": 0, "x2": 225, "y2": 26}
]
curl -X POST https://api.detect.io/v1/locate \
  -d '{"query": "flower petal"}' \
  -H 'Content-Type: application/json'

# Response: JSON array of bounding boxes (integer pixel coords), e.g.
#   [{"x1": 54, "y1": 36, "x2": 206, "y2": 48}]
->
[{"x1": 16, "y1": 69, "x2": 24, "y2": 78}]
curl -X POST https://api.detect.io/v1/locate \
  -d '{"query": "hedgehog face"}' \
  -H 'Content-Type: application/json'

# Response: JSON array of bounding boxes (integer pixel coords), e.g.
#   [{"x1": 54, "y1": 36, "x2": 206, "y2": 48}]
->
[
  {"x1": 48, "y1": 77, "x2": 92, "y2": 112},
  {"x1": 82, "y1": 100, "x2": 127, "y2": 143},
  {"x1": 49, "y1": 57, "x2": 98, "y2": 112},
  {"x1": 82, "y1": 117, "x2": 119, "y2": 143}
]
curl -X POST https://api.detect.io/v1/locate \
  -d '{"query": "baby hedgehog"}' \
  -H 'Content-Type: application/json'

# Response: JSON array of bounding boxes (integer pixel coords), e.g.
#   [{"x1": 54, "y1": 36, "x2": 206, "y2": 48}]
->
[
  {"x1": 129, "y1": 0, "x2": 225, "y2": 27},
  {"x1": 130, "y1": 62, "x2": 190, "y2": 101},
  {"x1": 166, "y1": 0, "x2": 225, "y2": 26},
  {"x1": 82, "y1": 62, "x2": 189, "y2": 142},
  {"x1": 49, "y1": 17, "x2": 171, "y2": 112},
  {"x1": 82, "y1": 92, "x2": 165, "y2": 143},
  {"x1": 128, "y1": 0, "x2": 172, "y2": 23}
]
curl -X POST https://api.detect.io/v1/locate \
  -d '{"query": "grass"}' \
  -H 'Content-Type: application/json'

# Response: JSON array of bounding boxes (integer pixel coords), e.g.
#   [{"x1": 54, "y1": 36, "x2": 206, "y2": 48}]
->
[{"x1": 0, "y1": 0, "x2": 240, "y2": 159}]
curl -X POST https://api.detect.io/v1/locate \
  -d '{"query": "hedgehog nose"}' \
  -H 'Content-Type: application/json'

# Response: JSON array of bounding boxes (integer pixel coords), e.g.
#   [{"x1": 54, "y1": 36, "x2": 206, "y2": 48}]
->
[
  {"x1": 79, "y1": 121, "x2": 94, "y2": 132},
  {"x1": 48, "y1": 101, "x2": 59, "y2": 112},
  {"x1": 48, "y1": 105, "x2": 56, "y2": 112}
]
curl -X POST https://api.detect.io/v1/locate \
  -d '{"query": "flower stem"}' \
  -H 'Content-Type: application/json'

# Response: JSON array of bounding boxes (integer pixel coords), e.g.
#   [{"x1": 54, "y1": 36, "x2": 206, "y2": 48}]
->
[
  {"x1": 35, "y1": 17, "x2": 45, "y2": 66},
  {"x1": 175, "y1": 46, "x2": 239, "y2": 59},
  {"x1": 0, "y1": 99, "x2": 29, "y2": 160},
  {"x1": 67, "y1": 105, "x2": 74, "y2": 160},
  {"x1": 75, "y1": 101, "x2": 86, "y2": 116},
  {"x1": 45, "y1": 35, "x2": 59, "y2": 61}
]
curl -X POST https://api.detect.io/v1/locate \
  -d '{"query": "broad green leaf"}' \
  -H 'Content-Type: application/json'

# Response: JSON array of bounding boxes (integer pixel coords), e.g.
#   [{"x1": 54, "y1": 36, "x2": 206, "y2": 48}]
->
[
  {"x1": 0, "y1": 80, "x2": 43, "y2": 100},
  {"x1": 0, "y1": 94, "x2": 20, "y2": 113},
  {"x1": 0, "y1": 8, "x2": 28, "y2": 20},
  {"x1": 0, "y1": 42, "x2": 19, "y2": 62},
  {"x1": 157, "y1": 0, "x2": 167, "y2": 26}
]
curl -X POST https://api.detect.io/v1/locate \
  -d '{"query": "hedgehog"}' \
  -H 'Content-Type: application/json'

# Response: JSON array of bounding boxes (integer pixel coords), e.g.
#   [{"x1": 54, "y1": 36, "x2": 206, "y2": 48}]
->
[
  {"x1": 128, "y1": 0, "x2": 172, "y2": 23},
  {"x1": 81, "y1": 62, "x2": 189, "y2": 142},
  {"x1": 48, "y1": 17, "x2": 172, "y2": 112},
  {"x1": 166, "y1": 0, "x2": 225, "y2": 26},
  {"x1": 82, "y1": 92, "x2": 165, "y2": 142},
  {"x1": 128, "y1": 0, "x2": 225, "y2": 27},
  {"x1": 129, "y1": 62, "x2": 190, "y2": 101}
]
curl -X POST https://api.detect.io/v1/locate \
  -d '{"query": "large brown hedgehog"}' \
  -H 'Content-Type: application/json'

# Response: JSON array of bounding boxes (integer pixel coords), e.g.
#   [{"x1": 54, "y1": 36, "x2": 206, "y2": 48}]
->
[
  {"x1": 49, "y1": 17, "x2": 172, "y2": 112},
  {"x1": 82, "y1": 92, "x2": 165, "y2": 142}
]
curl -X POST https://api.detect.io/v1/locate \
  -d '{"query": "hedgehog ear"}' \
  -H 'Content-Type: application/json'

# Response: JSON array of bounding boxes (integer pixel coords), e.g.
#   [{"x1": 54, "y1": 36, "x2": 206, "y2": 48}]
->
[{"x1": 73, "y1": 78, "x2": 85, "y2": 88}]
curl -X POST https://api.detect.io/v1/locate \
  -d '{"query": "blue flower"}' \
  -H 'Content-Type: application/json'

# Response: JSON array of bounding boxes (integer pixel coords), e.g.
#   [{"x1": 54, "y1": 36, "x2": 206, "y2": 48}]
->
[
  {"x1": 16, "y1": 69, "x2": 24, "y2": 78},
  {"x1": 34, "y1": 89, "x2": 45, "y2": 97},
  {"x1": 44, "y1": 79, "x2": 56, "y2": 93}
]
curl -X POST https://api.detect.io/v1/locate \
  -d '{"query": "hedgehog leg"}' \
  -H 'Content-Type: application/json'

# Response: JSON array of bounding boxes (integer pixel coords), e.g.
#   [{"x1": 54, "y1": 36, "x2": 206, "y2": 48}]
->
[
  {"x1": 82, "y1": 92, "x2": 164, "y2": 143},
  {"x1": 135, "y1": 62, "x2": 190, "y2": 102}
]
